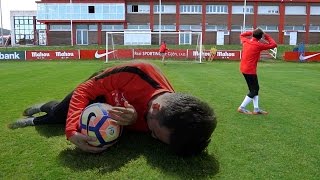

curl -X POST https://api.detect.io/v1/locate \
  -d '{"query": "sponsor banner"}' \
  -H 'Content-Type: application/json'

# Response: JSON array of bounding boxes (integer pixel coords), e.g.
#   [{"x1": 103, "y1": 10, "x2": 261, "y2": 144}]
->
[
  {"x1": 26, "y1": 50, "x2": 79, "y2": 60},
  {"x1": 213, "y1": 50, "x2": 241, "y2": 60},
  {"x1": 80, "y1": 49, "x2": 187, "y2": 60},
  {"x1": 189, "y1": 50, "x2": 241, "y2": 60},
  {"x1": 80, "y1": 49, "x2": 132, "y2": 60},
  {"x1": 284, "y1": 52, "x2": 320, "y2": 62},
  {"x1": 80, "y1": 49, "x2": 241, "y2": 60},
  {"x1": 134, "y1": 49, "x2": 187, "y2": 59},
  {"x1": 0, "y1": 51, "x2": 25, "y2": 60}
]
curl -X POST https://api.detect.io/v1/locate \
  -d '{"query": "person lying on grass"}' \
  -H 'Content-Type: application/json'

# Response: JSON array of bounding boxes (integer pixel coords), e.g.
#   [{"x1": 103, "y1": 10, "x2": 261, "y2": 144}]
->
[{"x1": 10, "y1": 61, "x2": 217, "y2": 156}]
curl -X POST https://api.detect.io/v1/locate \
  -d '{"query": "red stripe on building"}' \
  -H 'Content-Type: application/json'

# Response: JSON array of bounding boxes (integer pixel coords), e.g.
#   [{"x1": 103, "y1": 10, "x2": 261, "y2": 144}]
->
[
  {"x1": 305, "y1": 3, "x2": 310, "y2": 43},
  {"x1": 279, "y1": 3, "x2": 285, "y2": 44},
  {"x1": 150, "y1": 1, "x2": 154, "y2": 31},
  {"x1": 98, "y1": 23, "x2": 102, "y2": 45},
  {"x1": 176, "y1": 1, "x2": 180, "y2": 32},
  {"x1": 253, "y1": 2, "x2": 258, "y2": 28},
  {"x1": 202, "y1": 2, "x2": 206, "y2": 43}
]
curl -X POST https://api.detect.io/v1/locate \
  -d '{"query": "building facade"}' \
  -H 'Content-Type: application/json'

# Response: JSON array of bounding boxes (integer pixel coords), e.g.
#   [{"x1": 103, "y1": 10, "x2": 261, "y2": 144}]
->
[
  {"x1": 10, "y1": 11, "x2": 46, "y2": 46},
  {"x1": 16, "y1": 0, "x2": 320, "y2": 46}
]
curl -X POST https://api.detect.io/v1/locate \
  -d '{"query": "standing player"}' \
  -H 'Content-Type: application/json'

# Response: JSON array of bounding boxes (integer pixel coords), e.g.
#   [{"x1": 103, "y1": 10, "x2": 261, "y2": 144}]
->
[
  {"x1": 159, "y1": 41, "x2": 168, "y2": 65},
  {"x1": 237, "y1": 28, "x2": 277, "y2": 115}
]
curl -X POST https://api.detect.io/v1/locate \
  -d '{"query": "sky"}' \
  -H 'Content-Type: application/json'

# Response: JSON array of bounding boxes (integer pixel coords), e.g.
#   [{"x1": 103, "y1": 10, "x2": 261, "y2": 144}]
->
[{"x1": 1, "y1": 0, "x2": 37, "y2": 30}]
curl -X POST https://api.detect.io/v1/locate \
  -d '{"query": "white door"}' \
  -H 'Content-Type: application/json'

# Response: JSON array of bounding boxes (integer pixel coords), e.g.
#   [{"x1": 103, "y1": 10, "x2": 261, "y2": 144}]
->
[
  {"x1": 289, "y1": 31, "x2": 297, "y2": 45},
  {"x1": 179, "y1": 32, "x2": 191, "y2": 45},
  {"x1": 38, "y1": 30, "x2": 47, "y2": 46},
  {"x1": 216, "y1": 31, "x2": 225, "y2": 45},
  {"x1": 76, "y1": 30, "x2": 88, "y2": 45}
]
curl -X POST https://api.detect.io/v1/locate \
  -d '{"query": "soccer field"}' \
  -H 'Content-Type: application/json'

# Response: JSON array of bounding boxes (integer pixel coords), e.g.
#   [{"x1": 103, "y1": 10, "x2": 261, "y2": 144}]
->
[{"x1": 0, "y1": 60, "x2": 319, "y2": 179}]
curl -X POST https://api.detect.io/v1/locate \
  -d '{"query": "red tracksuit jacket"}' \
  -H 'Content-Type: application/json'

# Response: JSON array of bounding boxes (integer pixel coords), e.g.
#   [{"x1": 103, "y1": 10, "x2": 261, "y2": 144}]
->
[
  {"x1": 65, "y1": 62, "x2": 175, "y2": 139},
  {"x1": 240, "y1": 31, "x2": 277, "y2": 74},
  {"x1": 159, "y1": 43, "x2": 168, "y2": 53}
]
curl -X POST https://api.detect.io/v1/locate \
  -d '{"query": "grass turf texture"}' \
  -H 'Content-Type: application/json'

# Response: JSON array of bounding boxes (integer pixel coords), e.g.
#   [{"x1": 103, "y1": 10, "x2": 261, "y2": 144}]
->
[{"x1": 0, "y1": 60, "x2": 319, "y2": 179}]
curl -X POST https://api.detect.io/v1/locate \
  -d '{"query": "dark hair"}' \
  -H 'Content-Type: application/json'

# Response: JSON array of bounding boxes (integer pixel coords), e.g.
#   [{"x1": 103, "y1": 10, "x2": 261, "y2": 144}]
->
[
  {"x1": 158, "y1": 93, "x2": 217, "y2": 156},
  {"x1": 253, "y1": 28, "x2": 264, "y2": 40}
]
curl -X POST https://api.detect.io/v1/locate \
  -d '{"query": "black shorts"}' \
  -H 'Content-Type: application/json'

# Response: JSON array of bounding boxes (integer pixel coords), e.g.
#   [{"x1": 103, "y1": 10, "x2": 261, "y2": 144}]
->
[{"x1": 242, "y1": 73, "x2": 259, "y2": 98}]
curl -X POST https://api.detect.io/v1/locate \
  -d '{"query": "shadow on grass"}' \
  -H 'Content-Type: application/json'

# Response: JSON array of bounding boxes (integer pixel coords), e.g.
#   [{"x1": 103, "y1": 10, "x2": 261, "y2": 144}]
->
[
  {"x1": 18, "y1": 125, "x2": 219, "y2": 178},
  {"x1": 57, "y1": 131, "x2": 220, "y2": 178},
  {"x1": 35, "y1": 124, "x2": 65, "y2": 137}
]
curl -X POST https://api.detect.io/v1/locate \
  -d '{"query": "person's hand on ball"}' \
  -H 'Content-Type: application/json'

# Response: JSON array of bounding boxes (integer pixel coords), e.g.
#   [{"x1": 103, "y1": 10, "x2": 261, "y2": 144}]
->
[
  {"x1": 69, "y1": 132, "x2": 110, "y2": 153},
  {"x1": 108, "y1": 101, "x2": 137, "y2": 126}
]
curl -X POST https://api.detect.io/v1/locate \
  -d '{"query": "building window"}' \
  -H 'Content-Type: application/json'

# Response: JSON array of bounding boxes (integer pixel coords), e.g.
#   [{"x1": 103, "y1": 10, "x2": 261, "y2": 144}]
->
[
  {"x1": 309, "y1": 25, "x2": 320, "y2": 32},
  {"x1": 127, "y1": 24, "x2": 150, "y2": 30},
  {"x1": 76, "y1": 24, "x2": 88, "y2": 30},
  {"x1": 310, "y1": 6, "x2": 320, "y2": 15},
  {"x1": 244, "y1": 25, "x2": 254, "y2": 30},
  {"x1": 132, "y1": 5, "x2": 138, "y2": 12},
  {"x1": 49, "y1": 24, "x2": 71, "y2": 31},
  {"x1": 232, "y1": 5, "x2": 254, "y2": 14},
  {"x1": 206, "y1": 5, "x2": 228, "y2": 14},
  {"x1": 230, "y1": 25, "x2": 253, "y2": 31},
  {"x1": 37, "y1": 3, "x2": 125, "y2": 21},
  {"x1": 258, "y1": 6, "x2": 279, "y2": 14},
  {"x1": 88, "y1": 6, "x2": 95, "y2": 13},
  {"x1": 154, "y1": 5, "x2": 176, "y2": 14},
  {"x1": 285, "y1": 6, "x2": 306, "y2": 15},
  {"x1": 284, "y1": 25, "x2": 305, "y2": 31},
  {"x1": 36, "y1": 21, "x2": 46, "y2": 31},
  {"x1": 180, "y1": 25, "x2": 202, "y2": 31},
  {"x1": 127, "y1": 4, "x2": 150, "y2": 13},
  {"x1": 89, "y1": 24, "x2": 98, "y2": 31},
  {"x1": 180, "y1": 5, "x2": 202, "y2": 14},
  {"x1": 231, "y1": 25, "x2": 241, "y2": 31},
  {"x1": 179, "y1": 32, "x2": 191, "y2": 45},
  {"x1": 258, "y1": 25, "x2": 278, "y2": 32},
  {"x1": 154, "y1": 5, "x2": 163, "y2": 13},
  {"x1": 206, "y1": 25, "x2": 227, "y2": 31},
  {"x1": 102, "y1": 24, "x2": 124, "y2": 31},
  {"x1": 13, "y1": 16, "x2": 35, "y2": 45},
  {"x1": 153, "y1": 25, "x2": 176, "y2": 31},
  {"x1": 231, "y1": 25, "x2": 245, "y2": 31}
]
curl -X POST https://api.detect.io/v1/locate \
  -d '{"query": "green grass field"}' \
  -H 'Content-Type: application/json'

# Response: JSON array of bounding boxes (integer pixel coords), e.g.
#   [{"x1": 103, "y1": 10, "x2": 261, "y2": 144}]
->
[{"x1": 0, "y1": 59, "x2": 319, "y2": 179}]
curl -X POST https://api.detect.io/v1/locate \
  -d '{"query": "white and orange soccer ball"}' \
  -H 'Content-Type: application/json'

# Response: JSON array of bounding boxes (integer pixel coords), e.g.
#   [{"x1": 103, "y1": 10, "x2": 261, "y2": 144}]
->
[{"x1": 80, "y1": 103, "x2": 122, "y2": 147}]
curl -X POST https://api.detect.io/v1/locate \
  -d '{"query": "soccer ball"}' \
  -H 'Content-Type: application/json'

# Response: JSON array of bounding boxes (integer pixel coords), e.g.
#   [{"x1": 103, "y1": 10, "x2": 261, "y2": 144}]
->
[{"x1": 80, "y1": 103, "x2": 122, "y2": 147}]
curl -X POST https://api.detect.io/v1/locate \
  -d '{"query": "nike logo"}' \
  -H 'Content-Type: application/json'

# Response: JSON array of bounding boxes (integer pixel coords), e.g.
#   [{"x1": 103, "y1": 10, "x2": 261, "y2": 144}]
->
[
  {"x1": 86, "y1": 112, "x2": 96, "y2": 134},
  {"x1": 299, "y1": 53, "x2": 320, "y2": 61},
  {"x1": 94, "y1": 50, "x2": 117, "y2": 59}
]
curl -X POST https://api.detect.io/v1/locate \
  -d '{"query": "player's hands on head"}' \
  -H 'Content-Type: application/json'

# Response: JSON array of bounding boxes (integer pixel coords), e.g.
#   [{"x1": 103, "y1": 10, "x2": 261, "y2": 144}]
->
[
  {"x1": 68, "y1": 132, "x2": 110, "y2": 153},
  {"x1": 108, "y1": 101, "x2": 137, "y2": 126}
]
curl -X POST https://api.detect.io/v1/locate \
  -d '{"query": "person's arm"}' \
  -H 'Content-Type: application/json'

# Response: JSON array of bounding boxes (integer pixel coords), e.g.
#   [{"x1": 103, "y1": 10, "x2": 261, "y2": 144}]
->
[
  {"x1": 68, "y1": 132, "x2": 111, "y2": 153},
  {"x1": 65, "y1": 70, "x2": 138, "y2": 153},
  {"x1": 259, "y1": 33, "x2": 277, "y2": 50},
  {"x1": 108, "y1": 101, "x2": 137, "y2": 126},
  {"x1": 67, "y1": 101, "x2": 137, "y2": 153},
  {"x1": 65, "y1": 79, "x2": 106, "y2": 140},
  {"x1": 65, "y1": 78, "x2": 111, "y2": 153},
  {"x1": 240, "y1": 31, "x2": 253, "y2": 43}
]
